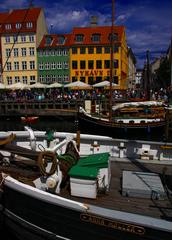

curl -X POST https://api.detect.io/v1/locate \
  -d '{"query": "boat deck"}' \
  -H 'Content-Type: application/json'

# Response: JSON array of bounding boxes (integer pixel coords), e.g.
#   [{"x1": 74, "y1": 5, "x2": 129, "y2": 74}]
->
[
  {"x1": 0, "y1": 159, "x2": 172, "y2": 221},
  {"x1": 61, "y1": 160, "x2": 172, "y2": 220}
]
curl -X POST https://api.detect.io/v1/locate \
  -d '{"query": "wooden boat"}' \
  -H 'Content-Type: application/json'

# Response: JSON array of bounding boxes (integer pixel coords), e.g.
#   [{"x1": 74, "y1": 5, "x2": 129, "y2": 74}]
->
[
  {"x1": 78, "y1": 100, "x2": 167, "y2": 137},
  {"x1": 0, "y1": 127, "x2": 172, "y2": 240},
  {"x1": 21, "y1": 116, "x2": 39, "y2": 124}
]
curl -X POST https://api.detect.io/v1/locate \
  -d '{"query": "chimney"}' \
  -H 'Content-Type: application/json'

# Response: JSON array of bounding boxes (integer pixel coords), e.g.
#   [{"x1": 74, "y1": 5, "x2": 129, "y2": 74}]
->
[{"x1": 90, "y1": 16, "x2": 98, "y2": 27}]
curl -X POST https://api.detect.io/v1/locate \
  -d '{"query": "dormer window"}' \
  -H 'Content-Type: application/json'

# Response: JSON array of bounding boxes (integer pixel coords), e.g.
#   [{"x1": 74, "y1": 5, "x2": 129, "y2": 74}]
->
[
  {"x1": 91, "y1": 34, "x2": 101, "y2": 42},
  {"x1": 5, "y1": 24, "x2": 11, "y2": 30},
  {"x1": 75, "y1": 34, "x2": 84, "y2": 42},
  {"x1": 16, "y1": 23, "x2": 21, "y2": 29},
  {"x1": 26, "y1": 22, "x2": 33, "y2": 28},
  {"x1": 45, "y1": 36, "x2": 53, "y2": 45},
  {"x1": 109, "y1": 33, "x2": 118, "y2": 41},
  {"x1": 58, "y1": 36, "x2": 65, "y2": 45}
]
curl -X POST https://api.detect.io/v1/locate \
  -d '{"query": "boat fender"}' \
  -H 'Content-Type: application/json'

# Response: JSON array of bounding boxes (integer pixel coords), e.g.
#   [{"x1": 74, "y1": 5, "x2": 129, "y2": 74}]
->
[{"x1": 38, "y1": 151, "x2": 57, "y2": 176}]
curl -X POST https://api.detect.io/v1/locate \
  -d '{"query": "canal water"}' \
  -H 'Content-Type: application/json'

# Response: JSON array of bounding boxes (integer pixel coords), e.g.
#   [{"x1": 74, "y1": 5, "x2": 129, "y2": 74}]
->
[{"x1": 0, "y1": 116, "x2": 171, "y2": 142}]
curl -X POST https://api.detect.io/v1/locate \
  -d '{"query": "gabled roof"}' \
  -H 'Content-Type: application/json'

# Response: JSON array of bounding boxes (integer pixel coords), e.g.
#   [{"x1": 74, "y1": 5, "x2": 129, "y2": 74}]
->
[
  {"x1": 0, "y1": 12, "x2": 9, "y2": 23},
  {"x1": 4, "y1": 8, "x2": 41, "y2": 23},
  {"x1": 0, "y1": 8, "x2": 42, "y2": 33},
  {"x1": 38, "y1": 34, "x2": 72, "y2": 48},
  {"x1": 70, "y1": 26, "x2": 125, "y2": 45}
]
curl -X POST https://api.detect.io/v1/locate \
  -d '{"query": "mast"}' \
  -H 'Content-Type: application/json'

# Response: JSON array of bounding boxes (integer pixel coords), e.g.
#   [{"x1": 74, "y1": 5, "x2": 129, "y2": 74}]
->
[
  {"x1": 109, "y1": 0, "x2": 115, "y2": 122},
  {"x1": 146, "y1": 50, "x2": 150, "y2": 100}
]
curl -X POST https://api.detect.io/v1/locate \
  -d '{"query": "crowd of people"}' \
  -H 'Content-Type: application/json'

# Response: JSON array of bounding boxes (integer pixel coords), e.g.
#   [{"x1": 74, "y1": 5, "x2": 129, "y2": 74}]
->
[{"x1": 0, "y1": 87, "x2": 171, "y2": 104}]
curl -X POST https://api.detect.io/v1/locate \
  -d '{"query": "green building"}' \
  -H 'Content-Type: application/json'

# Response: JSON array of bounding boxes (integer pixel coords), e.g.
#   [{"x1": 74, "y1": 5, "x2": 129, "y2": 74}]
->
[{"x1": 37, "y1": 34, "x2": 71, "y2": 84}]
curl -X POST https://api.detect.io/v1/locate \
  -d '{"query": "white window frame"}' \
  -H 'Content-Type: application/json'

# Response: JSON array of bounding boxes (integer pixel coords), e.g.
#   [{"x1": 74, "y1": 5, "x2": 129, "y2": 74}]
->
[{"x1": 14, "y1": 61, "x2": 19, "y2": 70}]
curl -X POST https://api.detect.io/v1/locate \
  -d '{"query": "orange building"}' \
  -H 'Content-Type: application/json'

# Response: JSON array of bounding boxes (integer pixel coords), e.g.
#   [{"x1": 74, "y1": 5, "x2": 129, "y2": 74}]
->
[{"x1": 69, "y1": 25, "x2": 128, "y2": 90}]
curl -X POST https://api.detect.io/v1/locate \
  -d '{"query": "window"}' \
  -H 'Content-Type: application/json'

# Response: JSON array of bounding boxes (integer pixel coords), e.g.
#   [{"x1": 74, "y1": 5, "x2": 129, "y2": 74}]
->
[
  {"x1": 21, "y1": 48, "x2": 27, "y2": 56},
  {"x1": 88, "y1": 60, "x2": 94, "y2": 69},
  {"x1": 6, "y1": 49, "x2": 11, "y2": 57},
  {"x1": 104, "y1": 60, "x2": 110, "y2": 69},
  {"x1": 72, "y1": 47, "x2": 77, "y2": 54},
  {"x1": 63, "y1": 49, "x2": 68, "y2": 56},
  {"x1": 15, "y1": 76, "x2": 20, "y2": 83},
  {"x1": 51, "y1": 62, "x2": 56, "y2": 69},
  {"x1": 5, "y1": 24, "x2": 11, "y2": 30},
  {"x1": 114, "y1": 46, "x2": 119, "y2": 53},
  {"x1": 21, "y1": 35, "x2": 26, "y2": 42},
  {"x1": 96, "y1": 60, "x2": 102, "y2": 69},
  {"x1": 16, "y1": 23, "x2": 21, "y2": 29},
  {"x1": 39, "y1": 75, "x2": 44, "y2": 82},
  {"x1": 52, "y1": 75, "x2": 56, "y2": 82},
  {"x1": 80, "y1": 61, "x2": 86, "y2": 69},
  {"x1": 114, "y1": 59, "x2": 119, "y2": 68},
  {"x1": 22, "y1": 76, "x2": 28, "y2": 84},
  {"x1": 14, "y1": 62, "x2": 19, "y2": 70},
  {"x1": 5, "y1": 36, "x2": 10, "y2": 43},
  {"x1": 88, "y1": 77, "x2": 94, "y2": 85},
  {"x1": 51, "y1": 50, "x2": 55, "y2": 56},
  {"x1": 29, "y1": 35, "x2": 34, "y2": 42},
  {"x1": 39, "y1": 63, "x2": 44, "y2": 70},
  {"x1": 30, "y1": 76, "x2": 35, "y2": 82},
  {"x1": 57, "y1": 62, "x2": 62, "y2": 69},
  {"x1": 91, "y1": 34, "x2": 101, "y2": 42},
  {"x1": 26, "y1": 22, "x2": 33, "y2": 28},
  {"x1": 88, "y1": 47, "x2": 94, "y2": 54},
  {"x1": 58, "y1": 36, "x2": 65, "y2": 44},
  {"x1": 96, "y1": 76, "x2": 102, "y2": 82},
  {"x1": 96, "y1": 47, "x2": 102, "y2": 54},
  {"x1": 113, "y1": 76, "x2": 118, "y2": 84},
  {"x1": 22, "y1": 61, "x2": 27, "y2": 70},
  {"x1": 6, "y1": 62, "x2": 11, "y2": 71},
  {"x1": 14, "y1": 48, "x2": 19, "y2": 57},
  {"x1": 80, "y1": 77, "x2": 85, "y2": 82},
  {"x1": 104, "y1": 47, "x2": 110, "y2": 53},
  {"x1": 80, "y1": 47, "x2": 86, "y2": 54},
  {"x1": 13, "y1": 36, "x2": 18, "y2": 43},
  {"x1": 30, "y1": 61, "x2": 35, "y2": 70},
  {"x1": 45, "y1": 62, "x2": 50, "y2": 70},
  {"x1": 109, "y1": 33, "x2": 118, "y2": 41},
  {"x1": 45, "y1": 36, "x2": 52, "y2": 45},
  {"x1": 29, "y1": 47, "x2": 35, "y2": 56},
  {"x1": 63, "y1": 62, "x2": 69, "y2": 69},
  {"x1": 7, "y1": 76, "x2": 12, "y2": 85},
  {"x1": 72, "y1": 61, "x2": 77, "y2": 69},
  {"x1": 75, "y1": 34, "x2": 84, "y2": 42}
]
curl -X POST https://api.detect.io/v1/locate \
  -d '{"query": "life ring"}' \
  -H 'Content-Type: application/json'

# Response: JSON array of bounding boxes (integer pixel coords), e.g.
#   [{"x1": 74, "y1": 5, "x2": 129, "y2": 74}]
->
[{"x1": 38, "y1": 151, "x2": 57, "y2": 176}]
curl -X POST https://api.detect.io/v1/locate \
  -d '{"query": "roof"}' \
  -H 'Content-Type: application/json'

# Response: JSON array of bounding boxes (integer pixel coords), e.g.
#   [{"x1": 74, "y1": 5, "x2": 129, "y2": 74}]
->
[
  {"x1": 0, "y1": 8, "x2": 42, "y2": 34},
  {"x1": 0, "y1": 12, "x2": 9, "y2": 23},
  {"x1": 70, "y1": 25, "x2": 125, "y2": 46},
  {"x1": 38, "y1": 34, "x2": 72, "y2": 48}
]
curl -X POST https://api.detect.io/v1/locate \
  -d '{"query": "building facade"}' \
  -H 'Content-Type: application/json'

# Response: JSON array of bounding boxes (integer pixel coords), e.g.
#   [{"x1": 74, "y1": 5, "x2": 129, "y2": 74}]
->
[
  {"x1": 0, "y1": 7, "x2": 47, "y2": 85},
  {"x1": 69, "y1": 26, "x2": 128, "y2": 90},
  {"x1": 127, "y1": 47, "x2": 136, "y2": 89},
  {"x1": 37, "y1": 34, "x2": 70, "y2": 84}
]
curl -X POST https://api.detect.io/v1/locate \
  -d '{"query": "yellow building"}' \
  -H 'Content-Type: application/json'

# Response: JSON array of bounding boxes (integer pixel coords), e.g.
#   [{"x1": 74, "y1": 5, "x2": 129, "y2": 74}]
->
[
  {"x1": 0, "y1": 7, "x2": 47, "y2": 85},
  {"x1": 70, "y1": 25, "x2": 128, "y2": 90}
]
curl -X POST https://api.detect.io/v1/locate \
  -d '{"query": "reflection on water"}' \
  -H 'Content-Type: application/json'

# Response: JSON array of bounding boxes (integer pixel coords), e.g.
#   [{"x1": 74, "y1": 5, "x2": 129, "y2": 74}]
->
[{"x1": 0, "y1": 116, "x2": 171, "y2": 142}]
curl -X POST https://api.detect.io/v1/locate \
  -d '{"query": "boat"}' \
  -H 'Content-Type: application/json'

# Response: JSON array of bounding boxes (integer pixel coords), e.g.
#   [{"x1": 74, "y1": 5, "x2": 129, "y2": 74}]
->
[
  {"x1": 78, "y1": 100, "x2": 167, "y2": 136},
  {"x1": 0, "y1": 127, "x2": 172, "y2": 240},
  {"x1": 21, "y1": 116, "x2": 39, "y2": 124}
]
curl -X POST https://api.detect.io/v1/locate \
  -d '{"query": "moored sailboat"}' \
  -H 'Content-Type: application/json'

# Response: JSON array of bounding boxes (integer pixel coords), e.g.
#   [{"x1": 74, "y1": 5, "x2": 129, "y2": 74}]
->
[{"x1": 0, "y1": 127, "x2": 172, "y2": 240}]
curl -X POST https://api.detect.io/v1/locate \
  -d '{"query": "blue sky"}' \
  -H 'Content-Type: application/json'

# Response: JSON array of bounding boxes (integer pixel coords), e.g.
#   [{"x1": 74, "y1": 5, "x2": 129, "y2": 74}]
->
[{"x1": 0, "y1": 0, "x2": 172, "y2": 68}]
